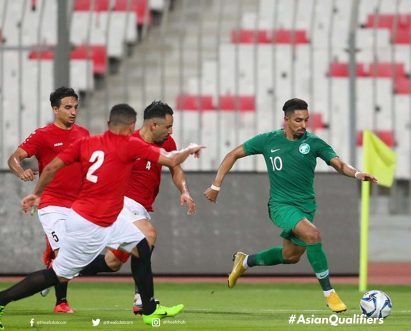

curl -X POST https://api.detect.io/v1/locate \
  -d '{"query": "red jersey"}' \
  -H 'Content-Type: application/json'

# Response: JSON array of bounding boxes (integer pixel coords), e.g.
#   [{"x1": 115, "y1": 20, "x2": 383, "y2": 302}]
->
[
  {"x1": 19, "y1": 123, "x2": 90, "y2": 208},
  {"x1": 125, "y1": 130, "x2": 177, "y2": 212},
  {"x1": 57, "y1": 130, "x2": 161, "y2": 227}
]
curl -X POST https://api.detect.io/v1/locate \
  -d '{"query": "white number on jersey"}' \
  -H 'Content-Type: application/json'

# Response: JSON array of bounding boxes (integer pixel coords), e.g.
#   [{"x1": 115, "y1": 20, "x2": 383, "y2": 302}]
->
[
  {"x1": 146, "y1": 161, "x2": 151, "y2": 170},
  {"x1": 269, "y1": 156, "x2": 283, "y2": 171},
  {"x1": 86, "y1": 151, "x2": 105, "y2": 183}
]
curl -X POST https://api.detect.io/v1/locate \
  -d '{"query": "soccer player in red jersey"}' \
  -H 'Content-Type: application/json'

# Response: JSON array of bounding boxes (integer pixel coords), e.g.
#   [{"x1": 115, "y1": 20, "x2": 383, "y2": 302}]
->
[
  {"x1": 0, "y1": 103, "x2": 204, "y2": 328},
  {"x1": 79, "y1": 101, "x2": 196, "y2": 314},
  {"x1": 7, "y1": 87, "x2": 89, "y2": 314}
]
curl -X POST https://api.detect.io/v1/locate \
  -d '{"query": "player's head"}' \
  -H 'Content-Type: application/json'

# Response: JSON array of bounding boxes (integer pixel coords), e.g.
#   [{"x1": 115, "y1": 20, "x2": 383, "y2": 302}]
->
[
  {"x1": 282, "y1": 98, "x2": 309, "y2": 139},
  {"x1": 50, "y1": 87, "x2": 79, "y2": 128},
  {"x1": 108, "y1": 103, "x2": 137, "y2": 135},
  {"x1": 143, "y1": 101, "x2": 174, "y2": 144}
]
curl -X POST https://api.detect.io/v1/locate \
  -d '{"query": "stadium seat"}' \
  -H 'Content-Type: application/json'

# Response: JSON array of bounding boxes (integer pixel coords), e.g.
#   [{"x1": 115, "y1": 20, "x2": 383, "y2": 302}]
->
[
  {"x1": 175, "y1": 95, "x2": 214, "y2": 110},
  {"x1": 70, "y1": 45, "x2": 107, "y2": 76},
  {"x1": 327, "y1": 62, "x2": 368, "y2": 77},
  {"x1": 230, "y1": 30, "x2": 271, "y2": 44},
  {"x1": 74, "y1": 0, "x2": 110, "y2": 11},
  {"x1": 114, "y1": 0, "x2": 151, "y2": 26},
  {"x1": 356, "y1": 130, "x2": 395, "y2": 147},
  {"x1": 365, "y1": 14, "x2": 411, "y2": 30},
  {"x1": 394, "y1": 78, "x2": 411, "y2": 94},
  {"x1": 391, "y1": 28, "x2": 411, "y2": 44},
  {"x1": 274, "y1": 29, "x2": 309, "y2": 44},
  {"x1": 368, "y1": 62, "x2": 406, "y2": 78},
  {"x1": 218, "y1": 96, "x2": 255, "y2": 111},
  {"x1": 231, "y1": 29, "x2": 309, "y2": 44},
  {"x1": 308, "y1": 113, "x2": 326, "y2": 132}
]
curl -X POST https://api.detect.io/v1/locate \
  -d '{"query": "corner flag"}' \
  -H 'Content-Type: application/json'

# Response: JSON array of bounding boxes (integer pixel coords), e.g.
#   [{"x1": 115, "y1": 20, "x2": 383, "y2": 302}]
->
[{"x1": 359, "y1": 130, "x2": 397, "y2": 292}]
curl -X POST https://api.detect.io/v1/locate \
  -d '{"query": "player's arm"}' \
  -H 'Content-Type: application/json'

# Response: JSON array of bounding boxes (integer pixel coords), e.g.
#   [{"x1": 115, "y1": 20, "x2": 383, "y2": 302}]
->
[
  {"x1": 169, "y1": 165, "x2": 196, "y2": 215},
  {"x1": 204, "y1": 144, "x2": 247, "y2": 203},
  {"x1": 157, "y1": 143, "x2": 205, "y2": 167},
  {"x1": 8, "y1": 148, "x2": 38, "y2": 181},
  {"x1": 329, "y1": 157, "x2": 378, "y2": 183},
  {"x1": 21, "y1": 157, "x2": 66, "y2": 213}
]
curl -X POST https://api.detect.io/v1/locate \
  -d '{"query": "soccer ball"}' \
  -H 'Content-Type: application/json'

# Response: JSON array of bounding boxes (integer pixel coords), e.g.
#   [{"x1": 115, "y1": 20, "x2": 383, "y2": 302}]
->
[{"x1": 360, "y1": 290, "x2": 392, "y2": 318}]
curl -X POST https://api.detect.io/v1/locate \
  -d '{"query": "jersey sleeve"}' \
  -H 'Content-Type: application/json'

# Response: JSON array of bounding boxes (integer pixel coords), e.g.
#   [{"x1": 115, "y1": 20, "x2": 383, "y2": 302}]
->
[
  {"x1": 316, "y1": 137, "x2": 338, "y2": 165},
  {"x1": 243, "y1": 133, "x2": 268, "y2": 155},
  {"x1": 57, "y1": 139, "x2": 83, "y2": 165},
  {"x1": 129, "y1": 138, "x2": 161, "y2": 163},
  {"x1": 19, "y1": 130, "x2": 42, "y2": 157}
]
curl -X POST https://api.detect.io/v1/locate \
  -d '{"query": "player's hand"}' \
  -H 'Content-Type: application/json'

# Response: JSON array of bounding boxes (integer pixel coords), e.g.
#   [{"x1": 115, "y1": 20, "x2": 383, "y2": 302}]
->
[
  {"x1": 180, "y1": 192, "x2": 196, "y2": 215},
  {"x1": 21, "y1": 194, "x2": 40, "y2": 214},
  {"x1": 187, "y1": 143, "x2": 206, "y2": 159},
  {"x1": 19, "y1": 169, "x2": 38, "y2": 181},
  {"x1": 355, "y1": 172, "x2": 378, "y2": 184},
  {"x1": 203, "y1": 186, "x2": 219, "y2": 203}
]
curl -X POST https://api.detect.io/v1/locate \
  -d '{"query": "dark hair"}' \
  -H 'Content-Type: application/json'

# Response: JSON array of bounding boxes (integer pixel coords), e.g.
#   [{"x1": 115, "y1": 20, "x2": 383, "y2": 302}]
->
[
  {"x1": 50, "y1": 87, "x2": 78, "y2": 108},
  {"x1": 109, "y1": 104, "x2": 137, "y2": 126},
  {"x1": 143, "y1": 101, "x2": 174, "y2": 121},
  {"x1": 282, "y1": 98, "x2": 308, "y2": 116}
]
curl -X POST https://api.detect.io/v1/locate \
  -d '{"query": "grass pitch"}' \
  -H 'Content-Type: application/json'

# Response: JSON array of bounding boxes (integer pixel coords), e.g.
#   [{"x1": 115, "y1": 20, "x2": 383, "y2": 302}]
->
[{"x1": 0, "y1": 281, "x2": 410, "y2": 330}]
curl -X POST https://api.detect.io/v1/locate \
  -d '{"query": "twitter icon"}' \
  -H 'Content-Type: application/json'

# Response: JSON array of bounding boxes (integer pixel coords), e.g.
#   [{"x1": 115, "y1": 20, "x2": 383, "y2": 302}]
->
[{"x1": 92, "y1": 319, "x2": 101, "y2": 327}]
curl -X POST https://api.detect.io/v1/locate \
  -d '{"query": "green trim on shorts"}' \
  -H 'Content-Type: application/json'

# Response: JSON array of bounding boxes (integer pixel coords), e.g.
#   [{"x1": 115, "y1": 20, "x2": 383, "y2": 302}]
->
[{"x1": 268, "y1": 203, "x2": 315, "y2": 247}]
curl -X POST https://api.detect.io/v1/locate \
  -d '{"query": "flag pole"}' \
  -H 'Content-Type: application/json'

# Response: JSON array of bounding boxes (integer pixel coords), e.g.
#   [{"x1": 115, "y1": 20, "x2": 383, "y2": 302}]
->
[{"x1": 359, "y1": 180, "x2": 370, "y2": 292}]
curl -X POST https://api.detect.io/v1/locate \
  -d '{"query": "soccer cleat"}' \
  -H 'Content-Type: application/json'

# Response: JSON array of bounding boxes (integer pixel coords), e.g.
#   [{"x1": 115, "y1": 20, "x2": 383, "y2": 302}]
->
[
  {"x1": 133, "y1": 293, "x2": 160, "y2": 315},
  {"x1": 326, "y1": 292, "x2": 347, "y2": 313},
  {"x1": 142, "y1": 304, "x2": 184, "y2": 325},
  {"x1": 227, "y1": 252, "x2": 247, "y2": 288},
  {"x1": 0, "y1": 305, "x2": 4, "y2": 330},
  {"x1": 40, "y1": 288, "x2": 50, "y2": 297},
  {"x1": 54, "y1": 301, "x2": 74, "y2": 314}
]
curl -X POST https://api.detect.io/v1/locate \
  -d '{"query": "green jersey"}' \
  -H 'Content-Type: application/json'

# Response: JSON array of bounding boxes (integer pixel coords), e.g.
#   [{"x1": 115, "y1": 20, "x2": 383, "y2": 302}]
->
[{"x1": 243, "y1": 129, "x2": 338, "y2": 212}]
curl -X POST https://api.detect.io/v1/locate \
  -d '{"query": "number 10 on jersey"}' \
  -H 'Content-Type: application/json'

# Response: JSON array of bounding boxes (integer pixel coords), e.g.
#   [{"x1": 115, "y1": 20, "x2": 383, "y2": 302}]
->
[{"x1": 269, "y1": 156, "x2": 283, "y2": 171}]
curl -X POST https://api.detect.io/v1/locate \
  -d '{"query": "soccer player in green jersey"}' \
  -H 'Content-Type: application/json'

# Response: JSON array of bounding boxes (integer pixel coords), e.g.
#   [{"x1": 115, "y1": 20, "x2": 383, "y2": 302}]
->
[{"x1": 204, "y1": 98, "x2": 377, "y2": 313}]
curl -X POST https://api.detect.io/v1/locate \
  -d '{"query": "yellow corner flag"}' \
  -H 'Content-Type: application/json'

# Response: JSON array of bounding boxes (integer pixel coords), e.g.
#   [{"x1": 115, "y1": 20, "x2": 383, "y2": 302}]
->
[{"x1": 359, "y1": 130, "x2": 396, "y2": 292}]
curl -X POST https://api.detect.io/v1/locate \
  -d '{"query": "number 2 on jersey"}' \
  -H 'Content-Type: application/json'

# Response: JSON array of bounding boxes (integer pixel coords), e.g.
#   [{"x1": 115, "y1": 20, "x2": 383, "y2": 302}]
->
[{"x1": 86, "y1": 151, "x2": 104, "y2": 183}]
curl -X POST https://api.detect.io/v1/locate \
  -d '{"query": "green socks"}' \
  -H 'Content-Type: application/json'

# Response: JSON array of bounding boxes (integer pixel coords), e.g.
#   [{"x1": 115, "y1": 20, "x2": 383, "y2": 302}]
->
[
  {"x1": 306, "y1": 243, "x2": 332, "y2": 291},
  {"x1": 247, "y1": 246, "x2": 285, "y2": 267}
]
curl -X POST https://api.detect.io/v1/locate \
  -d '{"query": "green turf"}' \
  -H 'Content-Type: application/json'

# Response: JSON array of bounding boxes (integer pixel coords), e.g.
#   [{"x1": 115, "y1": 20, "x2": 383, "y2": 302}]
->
[{"x1": 0, "y1": 281, "x2": 409, "y2": 330}]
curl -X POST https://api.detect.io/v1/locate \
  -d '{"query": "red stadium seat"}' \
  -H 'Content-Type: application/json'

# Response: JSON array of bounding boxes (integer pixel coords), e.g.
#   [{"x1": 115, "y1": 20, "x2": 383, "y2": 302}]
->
[
  {"x1": 70, "y1": 45, "x2": 107, "y2": 75},
  {"x1": 308, "y1": 113, "x2": 326, "y2": 131},
  {"x1": 394, "y1": 78, "x2": 411, "y2": 94},
  {"x1": 327, "y1": 62, "x2": 368, "y2": 77},
  {"x1": 175, "y1": 95, "x2": 214, "y2": 110},
  {"x1": 366, "y1": 14, "x2": 411, "y2": 30},
  {"x1": 74, "y1": 0, "x2": 110, "y2": 11},
  {"x1": 368, "y1": 62, "x2": 406, "y2": 78},
  {"x1": 273, "y1": 29, "x2": 309, "y2": 44},
  {"x1": 28, "y1": 50, "x2": 54, "y2": 60},
  {"x1": 231, "y1": 30, "x2": 271, "y2": 43},
  {"x1": 357, "y1": 130, "x2": 395, "y2": 147},
  {"x1": 114, "y1": 0, "x2": 151, "y2": 25},
  {"x1": 391, "y1": 28, "x2": 411, "y2": 44},
  {"x1": 218, "y1": 95, "x2": 255, "y2": 111},
  {"x1": 231, "y1": 29, "x2": 309, "y2": 44}
]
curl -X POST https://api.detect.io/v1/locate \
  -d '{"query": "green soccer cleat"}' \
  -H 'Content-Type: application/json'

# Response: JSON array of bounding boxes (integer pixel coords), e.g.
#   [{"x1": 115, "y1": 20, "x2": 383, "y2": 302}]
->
[
  {"x1": 326, "y1": 291, "x2": 347, "y2": 313},
  {"x1": 142, "y1": 304, "x2": 184, "y2": 326},
  {"x1": 228, "y1": 252, "x2": 247, "y2": 288},
  {"x1": 0, "y1": 305, "x2": 5, "y2": 330}
]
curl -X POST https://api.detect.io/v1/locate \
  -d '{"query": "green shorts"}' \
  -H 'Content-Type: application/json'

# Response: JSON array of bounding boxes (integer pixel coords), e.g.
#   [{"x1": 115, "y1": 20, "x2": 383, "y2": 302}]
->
[{"x1": 268, "y1": 203, "x2": 315, "y2": 247}]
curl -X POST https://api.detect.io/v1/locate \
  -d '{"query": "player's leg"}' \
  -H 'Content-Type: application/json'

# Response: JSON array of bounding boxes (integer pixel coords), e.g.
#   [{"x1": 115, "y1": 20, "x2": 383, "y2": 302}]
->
[
  {"x1": 131, "y1": 219, "x2": 158, "y2": 314},
  {"x1": 79, "y1": 249, "x2": 123, "y2": 276},
  {"x1": 108, "y1": 217, "x2": 183, "y2": 325},
  {"x1": 293, "y1": 219, "x2": 347, "y2": 312},
  {"x1": 37, "y1": 207, "x2": 73, "y2": 313}
]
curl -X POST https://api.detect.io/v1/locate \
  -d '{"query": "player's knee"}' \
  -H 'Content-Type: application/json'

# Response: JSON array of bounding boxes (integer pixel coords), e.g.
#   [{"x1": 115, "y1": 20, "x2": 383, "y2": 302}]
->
[
  {"x1": 145, "y1": 228, "x2": 157, "y2": 246},
  {"x1": 303, "y1": 229, "x2": 321, "y2": 244},
  {"x1": 284, "y1": 254, "x2": 301, "y2": 264},
  {"x1": 105, "y1": 255, "x2": 123, "y2": 271}
]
